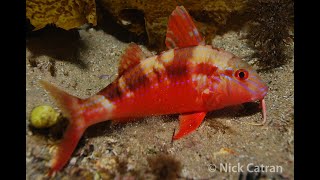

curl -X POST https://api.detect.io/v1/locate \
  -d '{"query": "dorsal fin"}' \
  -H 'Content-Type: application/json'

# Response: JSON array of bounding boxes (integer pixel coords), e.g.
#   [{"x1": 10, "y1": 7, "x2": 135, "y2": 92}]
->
[
  {"x1": 165, "y1": 6, "x2": 205, "y2": 49},
  {"x1": 118, "y1": 43, "x2": 146, "y2": 76}
]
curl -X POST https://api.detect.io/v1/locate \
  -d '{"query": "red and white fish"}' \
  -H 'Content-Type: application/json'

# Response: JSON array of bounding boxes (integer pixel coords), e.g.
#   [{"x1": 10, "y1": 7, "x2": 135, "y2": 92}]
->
[{"x1": 40, "y1": 6, "x2": 268, "y2": 176}]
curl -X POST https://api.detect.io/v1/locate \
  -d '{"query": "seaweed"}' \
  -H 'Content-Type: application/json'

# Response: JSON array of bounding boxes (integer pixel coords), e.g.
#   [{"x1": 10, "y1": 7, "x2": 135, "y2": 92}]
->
[{"x1": 246, "y1": 0, "x2": 294, "y2": 70}]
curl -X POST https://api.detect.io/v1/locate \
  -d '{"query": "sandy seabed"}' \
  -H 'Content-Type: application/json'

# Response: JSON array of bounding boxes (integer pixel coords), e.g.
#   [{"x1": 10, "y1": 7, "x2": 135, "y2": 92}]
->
[{"x1": 26, "y1": 27, "x2": 293, "y2": 179}]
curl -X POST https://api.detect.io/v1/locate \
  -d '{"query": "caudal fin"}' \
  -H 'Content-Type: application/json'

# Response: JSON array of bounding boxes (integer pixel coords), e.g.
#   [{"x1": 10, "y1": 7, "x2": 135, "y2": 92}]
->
[{"x1": 40, "y1": 81, "x2": 86, "y2": 176}]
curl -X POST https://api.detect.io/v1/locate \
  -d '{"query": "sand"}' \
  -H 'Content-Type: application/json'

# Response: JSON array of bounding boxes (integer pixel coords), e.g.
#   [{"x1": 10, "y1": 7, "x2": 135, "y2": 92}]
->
[{"x1": 26, "y1": 26, "x2": 293, "y2": 179}]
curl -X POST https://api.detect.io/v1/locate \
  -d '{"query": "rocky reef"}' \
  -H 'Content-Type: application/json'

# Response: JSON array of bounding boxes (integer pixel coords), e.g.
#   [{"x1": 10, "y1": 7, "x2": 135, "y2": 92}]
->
[
  {"x1": 26, "y1": 0, "x2": 97, "y2": 30},
  {"x1": 98, "y1": 0, "x2": 247, "y2": 50}
]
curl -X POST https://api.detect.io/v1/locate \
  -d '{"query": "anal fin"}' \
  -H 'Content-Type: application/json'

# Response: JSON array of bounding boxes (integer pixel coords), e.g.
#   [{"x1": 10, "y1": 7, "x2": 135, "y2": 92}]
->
[{"x1": 173, "y1": 112, "x2": 206, "y2": 140}]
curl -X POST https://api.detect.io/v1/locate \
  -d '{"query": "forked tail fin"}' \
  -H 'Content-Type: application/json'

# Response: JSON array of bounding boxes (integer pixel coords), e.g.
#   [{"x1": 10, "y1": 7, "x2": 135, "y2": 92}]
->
[{"x1": 39, "y1": 81, "x2": 86, "y2": 176}]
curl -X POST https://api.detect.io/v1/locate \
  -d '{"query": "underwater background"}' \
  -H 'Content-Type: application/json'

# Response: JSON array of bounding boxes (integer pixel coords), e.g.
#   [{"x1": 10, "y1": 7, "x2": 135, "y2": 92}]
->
[{"x1": 26, "y1": 0, "x2": 293, "y2": 179}]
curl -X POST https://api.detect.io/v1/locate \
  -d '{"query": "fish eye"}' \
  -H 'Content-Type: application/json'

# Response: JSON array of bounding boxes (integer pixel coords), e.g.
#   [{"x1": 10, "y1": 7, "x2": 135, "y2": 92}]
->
[{"x1": 235, "y1": 69, "x2": 249, "y2": 80}]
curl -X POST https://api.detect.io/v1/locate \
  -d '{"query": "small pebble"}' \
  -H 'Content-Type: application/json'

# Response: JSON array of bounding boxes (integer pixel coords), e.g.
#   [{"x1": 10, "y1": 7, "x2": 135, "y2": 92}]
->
[
  {"x1": 70, "y1": 157, "x2": 77, "y2": 166},
  {"x1": 29, "y1": 105, "x2": 60, "y2": 128}
]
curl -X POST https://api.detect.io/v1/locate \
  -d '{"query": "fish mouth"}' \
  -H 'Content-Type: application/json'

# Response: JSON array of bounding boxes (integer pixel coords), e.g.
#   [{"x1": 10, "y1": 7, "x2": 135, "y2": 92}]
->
[{"x1": 250, "y1": 86, "x2": 268, "y2": 102}]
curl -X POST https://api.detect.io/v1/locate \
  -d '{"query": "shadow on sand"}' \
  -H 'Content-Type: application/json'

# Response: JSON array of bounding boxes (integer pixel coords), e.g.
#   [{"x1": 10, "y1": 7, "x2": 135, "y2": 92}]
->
[
  {"x1": 27, "y1": 26, "x2": 88, "y2": 69},
  {"x1": 94, "y1": 3, "x2": 148, "y2": 46}
]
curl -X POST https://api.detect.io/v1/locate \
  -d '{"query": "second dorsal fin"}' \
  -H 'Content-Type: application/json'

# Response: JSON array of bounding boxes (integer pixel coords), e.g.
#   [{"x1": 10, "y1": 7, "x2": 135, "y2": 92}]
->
[
  {"x1": 165, "y1": 6, "x2": 205, "y2": 49},
  {"x1": 118, "y1": 43, "x2": 146, "y2": 76}
]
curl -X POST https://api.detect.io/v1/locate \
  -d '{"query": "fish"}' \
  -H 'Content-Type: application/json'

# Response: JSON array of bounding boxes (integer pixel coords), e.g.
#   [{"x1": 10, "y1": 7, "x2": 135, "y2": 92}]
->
[{"x1": 40, "y1": 6, "x2": 268, "y2": 176}]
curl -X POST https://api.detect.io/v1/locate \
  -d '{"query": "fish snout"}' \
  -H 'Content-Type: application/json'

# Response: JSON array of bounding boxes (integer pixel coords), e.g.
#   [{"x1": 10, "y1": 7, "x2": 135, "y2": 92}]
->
[{"x1": 251, "y1": 85, "x2": 268, "y2": 102}]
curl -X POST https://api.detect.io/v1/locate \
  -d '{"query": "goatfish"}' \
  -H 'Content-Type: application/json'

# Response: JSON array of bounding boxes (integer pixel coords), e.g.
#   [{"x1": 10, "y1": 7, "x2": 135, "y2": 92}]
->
[{"x1": 40, "y1": 6, "x2": 268, "y2": 176}]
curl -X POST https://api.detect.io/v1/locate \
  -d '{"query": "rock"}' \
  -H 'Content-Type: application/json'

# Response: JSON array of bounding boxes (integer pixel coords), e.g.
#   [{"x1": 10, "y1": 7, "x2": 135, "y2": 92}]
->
[
  {"x1": 98, "y1": 0, "x2": 247, "y2": 49},
  {"x1": 26, "y1": 0, "x2": 97, "y2": 31},
  {"x1": 29, "y1": 105, "x2": 60, "y2": 128}
]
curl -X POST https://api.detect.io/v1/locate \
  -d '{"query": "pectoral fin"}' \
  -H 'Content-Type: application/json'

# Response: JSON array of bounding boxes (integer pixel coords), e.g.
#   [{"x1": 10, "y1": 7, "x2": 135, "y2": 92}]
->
[{"x1": 173, "y1": 112, "x2": 206, "y2": 140}]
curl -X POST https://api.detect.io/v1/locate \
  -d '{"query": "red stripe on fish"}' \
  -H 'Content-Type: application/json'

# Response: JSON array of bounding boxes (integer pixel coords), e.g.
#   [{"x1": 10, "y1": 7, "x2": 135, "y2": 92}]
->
[
  {"x1": 223, "y1": 69, "x2": 234, "y2": 77},
  {"x1": 193, "y1": 62, "x2": 219, "y2": 76},
  {"x1": 163, "y1": 48, "x2": 191, "y2": 79},
  {"x1": 98, "y1": 82, "x2": 123, "y2": 101},
  {"x1": 123, "y1": 66, "x2": 150, "y2": 91},
  {"x1": 153, "y1": 57, "x2": 167, "y2": 82}
]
